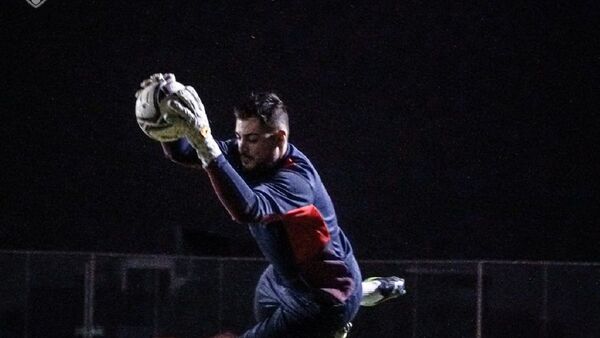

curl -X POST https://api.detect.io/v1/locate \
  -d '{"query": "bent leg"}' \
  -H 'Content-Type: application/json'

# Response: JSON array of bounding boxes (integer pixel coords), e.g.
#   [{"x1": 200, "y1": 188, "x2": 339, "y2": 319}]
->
[
  {"x1": 253, "y1": 266, "x2": 280, "y2": 322},
  {"x1": 248, "y1": 266, "x2": 359, "y2": 337},
  {"x1": 242, "y1": 300, "x2": 346, "y2": 338}
]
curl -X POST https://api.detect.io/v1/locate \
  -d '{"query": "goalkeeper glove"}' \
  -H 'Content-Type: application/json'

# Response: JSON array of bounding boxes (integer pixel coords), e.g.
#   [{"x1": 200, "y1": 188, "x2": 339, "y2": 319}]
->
[{"x1": 160, "y1": 84, "x2": 222, "y2": 167}]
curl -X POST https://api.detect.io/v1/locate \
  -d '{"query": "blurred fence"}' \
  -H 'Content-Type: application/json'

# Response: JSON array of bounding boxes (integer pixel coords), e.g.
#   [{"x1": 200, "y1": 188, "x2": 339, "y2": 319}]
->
[{"x1": 0, "y1": 250, "x2": 598, "y2": 337}]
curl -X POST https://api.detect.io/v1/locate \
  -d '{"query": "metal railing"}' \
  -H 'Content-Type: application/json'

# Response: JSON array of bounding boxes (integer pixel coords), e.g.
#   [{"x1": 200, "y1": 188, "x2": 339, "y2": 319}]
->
[{"x1": 1, "y1": 250, "x2": 598, "y2": 337}]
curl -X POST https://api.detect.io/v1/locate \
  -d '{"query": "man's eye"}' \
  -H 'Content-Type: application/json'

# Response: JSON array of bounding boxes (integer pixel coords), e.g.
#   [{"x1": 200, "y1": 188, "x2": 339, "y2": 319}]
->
[{"x1": 247, "y1": 137, "x2": 259, "y2": 143}]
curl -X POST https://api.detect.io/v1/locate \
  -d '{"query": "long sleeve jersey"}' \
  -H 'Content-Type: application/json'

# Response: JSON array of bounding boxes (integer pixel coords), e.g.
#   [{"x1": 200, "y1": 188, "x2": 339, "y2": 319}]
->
[{"x1": 162, "y1": 139, "x2": 361, "y2": 304}]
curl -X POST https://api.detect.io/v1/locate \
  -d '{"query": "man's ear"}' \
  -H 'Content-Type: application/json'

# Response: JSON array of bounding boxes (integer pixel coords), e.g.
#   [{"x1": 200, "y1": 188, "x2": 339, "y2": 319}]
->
[{"x1": 276, "y1": 129, "x2": 287, "y2": 145}]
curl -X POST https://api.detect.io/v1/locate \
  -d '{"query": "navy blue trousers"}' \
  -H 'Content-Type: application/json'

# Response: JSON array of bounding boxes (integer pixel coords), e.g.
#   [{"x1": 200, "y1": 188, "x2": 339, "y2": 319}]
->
[{"x1": 239, "y1": 265, "x2": 361, "y2": 338}]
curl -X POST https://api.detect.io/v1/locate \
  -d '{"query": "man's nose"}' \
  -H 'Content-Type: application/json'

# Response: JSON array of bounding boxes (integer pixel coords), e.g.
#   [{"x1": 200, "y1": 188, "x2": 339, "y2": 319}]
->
[{"x1": 238, "y1": 140, "x2": 248, "y2": 153}]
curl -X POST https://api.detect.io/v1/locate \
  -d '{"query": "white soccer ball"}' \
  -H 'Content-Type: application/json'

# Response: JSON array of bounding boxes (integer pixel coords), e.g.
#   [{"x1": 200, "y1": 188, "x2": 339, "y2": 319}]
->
[{"x1": 135, "y1": 73, "x2": 186, "y2": 142}]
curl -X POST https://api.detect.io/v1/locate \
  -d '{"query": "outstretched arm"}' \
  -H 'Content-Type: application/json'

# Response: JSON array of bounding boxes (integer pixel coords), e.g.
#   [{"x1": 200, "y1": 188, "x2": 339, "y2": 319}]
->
[
  {"x1": 204, "y1": 156, "x2": 313, "y2": 223},
  {"x1": 150, "y1": 76, "x2": 313, "y2": 223}
]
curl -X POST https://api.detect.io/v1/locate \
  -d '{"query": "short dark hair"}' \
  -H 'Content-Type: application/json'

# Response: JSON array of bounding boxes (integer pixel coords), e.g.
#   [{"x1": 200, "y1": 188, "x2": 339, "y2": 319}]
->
[{"x1": 234, "y1": 92, "x2": 289, "y2": 132}]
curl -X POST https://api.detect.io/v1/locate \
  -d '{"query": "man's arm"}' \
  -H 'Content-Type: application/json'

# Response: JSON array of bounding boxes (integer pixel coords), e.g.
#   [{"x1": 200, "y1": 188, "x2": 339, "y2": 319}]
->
[
  {"x1": 151, "y1": 78, "x2": 313, "y2": 222},
  {"x1": 160, "y1": 135, "x2": 312, "y2": 223},
  {"x1": 205, "y1": 156, "x2": 314, "y2": 224},
  {"x1": 161, "y1": 138, "x2": 313, "y2": 222},
  {"x1": 161, "y1": 139, "x2": 234, "y2": 168}
]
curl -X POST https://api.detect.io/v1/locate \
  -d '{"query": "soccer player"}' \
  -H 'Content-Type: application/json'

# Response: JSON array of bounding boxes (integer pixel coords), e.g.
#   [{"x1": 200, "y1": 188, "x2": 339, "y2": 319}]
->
[{"x1": 137, "y1": 74, "x2": 404, "y2": 337}]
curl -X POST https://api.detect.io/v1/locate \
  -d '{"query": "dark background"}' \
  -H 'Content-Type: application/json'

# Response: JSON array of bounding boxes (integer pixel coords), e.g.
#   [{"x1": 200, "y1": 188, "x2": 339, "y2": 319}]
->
[{"x1": 1, "y1": 1, "x2": 596, "y2": 260}]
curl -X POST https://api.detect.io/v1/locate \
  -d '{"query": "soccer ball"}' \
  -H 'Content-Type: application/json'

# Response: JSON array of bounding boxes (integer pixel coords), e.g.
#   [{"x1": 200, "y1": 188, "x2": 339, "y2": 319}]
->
[{"x1": 135, "y1": 73, "x2": 186, "y2": 142}]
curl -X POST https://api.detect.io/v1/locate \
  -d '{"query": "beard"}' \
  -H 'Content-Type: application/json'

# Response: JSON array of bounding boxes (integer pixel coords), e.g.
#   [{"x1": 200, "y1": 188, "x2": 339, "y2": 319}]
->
[{"x1": 240, "y1": 154, "x2": 254, "y2": 169}]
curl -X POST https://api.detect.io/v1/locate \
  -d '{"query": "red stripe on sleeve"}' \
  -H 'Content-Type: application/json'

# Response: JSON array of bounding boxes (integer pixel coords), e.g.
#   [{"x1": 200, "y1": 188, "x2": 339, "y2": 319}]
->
[{"x1": 276, "y1": 205, "x2": 331, "y2": 264}]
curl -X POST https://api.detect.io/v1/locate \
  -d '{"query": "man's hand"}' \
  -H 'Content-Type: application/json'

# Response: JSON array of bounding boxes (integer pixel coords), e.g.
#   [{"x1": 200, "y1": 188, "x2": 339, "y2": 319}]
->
[
  {"x1": 160, "y1": 85, "x2": 222, "y2": 167},
  {"x1": 161, "y1": 86, "x2": 210, "y2": 140}
]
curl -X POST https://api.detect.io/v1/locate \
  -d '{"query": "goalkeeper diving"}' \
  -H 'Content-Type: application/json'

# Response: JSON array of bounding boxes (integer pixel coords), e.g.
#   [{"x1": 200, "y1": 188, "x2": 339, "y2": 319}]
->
[{"x1": 135, "y1": 73, "x2": 406, "y2": 338}]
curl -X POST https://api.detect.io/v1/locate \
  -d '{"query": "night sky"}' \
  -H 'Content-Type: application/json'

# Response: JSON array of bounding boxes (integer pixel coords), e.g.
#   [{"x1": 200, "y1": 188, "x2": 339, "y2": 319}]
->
[{"x1": 1, "y1": 1, "x2": 596, "y2": 260}]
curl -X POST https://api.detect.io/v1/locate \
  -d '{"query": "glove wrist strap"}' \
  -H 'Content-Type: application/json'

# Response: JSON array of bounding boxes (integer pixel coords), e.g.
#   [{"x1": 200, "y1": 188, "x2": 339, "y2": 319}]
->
[
  {"x1": 196, "y1": 136, "x2": 221, "y2": 167},
  {"x1": 184, "y1": 131, "x2": 222, "y2": 167}
]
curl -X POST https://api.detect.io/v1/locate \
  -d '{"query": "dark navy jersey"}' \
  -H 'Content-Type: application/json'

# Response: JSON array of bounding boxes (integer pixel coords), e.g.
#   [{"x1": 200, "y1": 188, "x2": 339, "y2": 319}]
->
[{"x1": 162, "y1": 139, "x2": 361, "y2": 304}]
